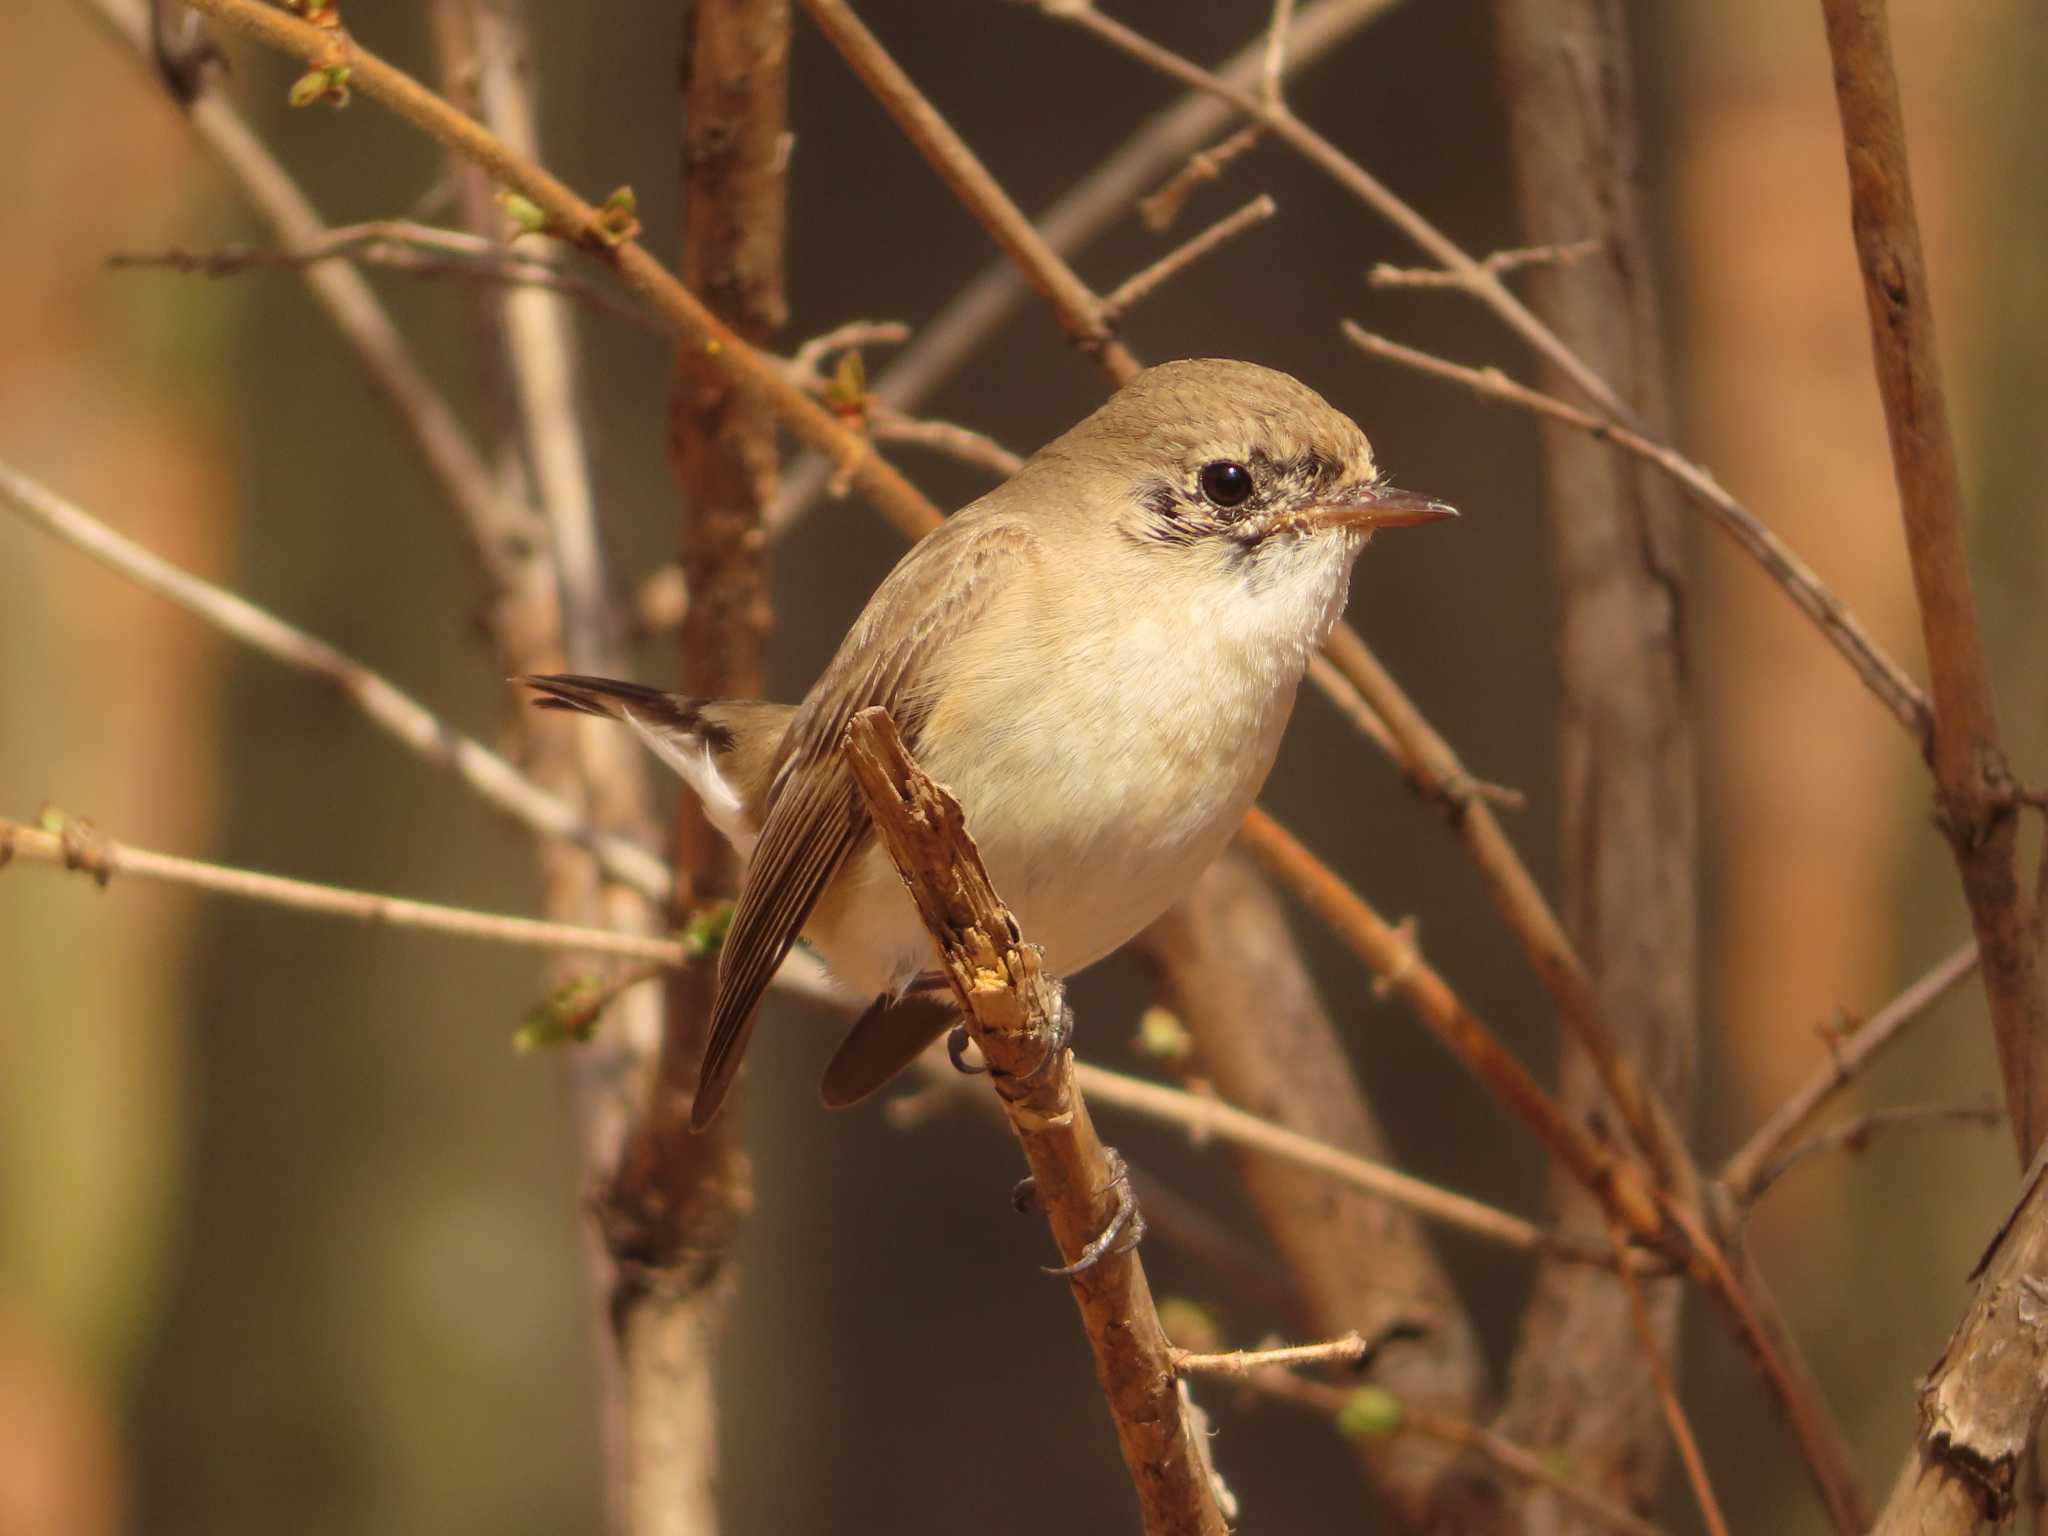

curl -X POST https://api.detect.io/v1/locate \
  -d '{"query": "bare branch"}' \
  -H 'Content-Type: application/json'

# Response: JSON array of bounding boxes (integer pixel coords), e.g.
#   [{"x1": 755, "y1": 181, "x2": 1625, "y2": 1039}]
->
[
  {"x1": 177, "y1": 0, "x2": 949, "y2": 546},
  {"x1": 1073, "y1": 1060, "x2": 1624, "y2": 1267},
  {"x1": 1746, "y1": 1100, "x2": 2004, "y2": 1201},
  {"x1": 1100, "y1": 194, "x2": 1277, "y2": 322},
  {"x1": 1139, "y1": 123, "x2": 1264, "y2": 233},
  {"x1": 1369, "y1": 237, "x2": 1600, "y2": 290},
  {"x1": 1609, "y1": 1224, "x2": 1731, "y2": 1536},
  {"x1": 1032, "y1": 0, "x2": 1635, "y2": 420},
  {"x1": 1, "y1": 812, "x2": 693, "y2": 967},
  {"x1": 795, "y1": 0, "x2": 1141, "y2": 379},
  {"x1": 1718, "y1": 940, "x2": 1981, "y2": 1203},
  {"x1": 1175, "y1": 1332, "x2": 1373, "y2": 1378},
  {"x1": 843, "y1": 707, "x2": 1229, "y2": 1536},
  {"x1": 1260, "y1": 0, "x2": 1297, "y2": 108},
  {"x1": 1821, "y1": 0, "x2": 2048, "y2": 1160},
  {"x1": 107, "y1": 221, "x2": 655, "y2": 327},
  {"x1": 1344, "y1": 322, "x2": 1934, "y2": 746},
  {"x1": 0, "y1": 458, "x2": 671, "y2": 900}
]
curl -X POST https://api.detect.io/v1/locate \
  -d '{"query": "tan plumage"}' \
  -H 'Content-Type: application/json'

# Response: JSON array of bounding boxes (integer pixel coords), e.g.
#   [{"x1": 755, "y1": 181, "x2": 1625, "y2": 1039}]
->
[{"x1": 524, "y1": 358, "x2": 1454, "y2": 1128}]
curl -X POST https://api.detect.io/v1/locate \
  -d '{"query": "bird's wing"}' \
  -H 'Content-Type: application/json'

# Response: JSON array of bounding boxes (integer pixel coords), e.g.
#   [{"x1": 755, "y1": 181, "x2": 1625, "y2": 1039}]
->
[{"x1": 691, "y1": 516, "x2": 1040, "y2": 1129}]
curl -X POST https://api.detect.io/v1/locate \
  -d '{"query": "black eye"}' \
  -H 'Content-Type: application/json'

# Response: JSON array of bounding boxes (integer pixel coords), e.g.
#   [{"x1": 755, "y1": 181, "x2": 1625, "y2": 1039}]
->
[{"x1": 1199, "y1": 460, "x2": 1254, "y2": 510}]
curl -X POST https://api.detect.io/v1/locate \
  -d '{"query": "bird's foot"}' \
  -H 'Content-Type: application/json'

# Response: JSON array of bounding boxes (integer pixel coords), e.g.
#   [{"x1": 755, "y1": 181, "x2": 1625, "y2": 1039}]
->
[{"x1": 1014, "y1": 1147, "x2": 1146, "y2": 1278}]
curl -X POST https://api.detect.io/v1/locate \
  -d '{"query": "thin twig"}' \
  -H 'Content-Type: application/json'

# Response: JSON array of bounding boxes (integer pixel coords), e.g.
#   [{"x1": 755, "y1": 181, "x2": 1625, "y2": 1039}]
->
[
  {"x1": 868, "y1": 406, "x2": 1023, "y2": 478},
  {"x1": 1242, "y1": 1365, "x2": 1669, "y2": 1536},
  {"x1": 0, "y1": 458, "x2": 671, "y2": 901},
  {"x1": 1034, "y1": 0, "x2": 1635, "y2": 420},
  {"x1": 1072, "y1": 1060, "x2": 1627, "y2": 1268},
  {"x1": 795, "y1": 0, "x2": 1141, "y2": 378},
  {"x1": 108, "y1": 222, "x2": 655, "y2": 327},
  {"x1": 1369, "y1": 237, "x2": 1600, "y2": 290},
  {"x1": 1719, "y1": 939, "x2": 1981, "y2": 1203},
  {"x1": 1260, "y1": 0, "x2": 1297, "y2": 108},
  {"x1": 1609, "y1": 1222, "x2": 1732, "y2": 1536},
  {"x1": 1139, "y1": 123, "x2": 1264, "y2": 232},
  {"x1": 176, "y1": 0, "x2": 949, "y2": 547},
  {"x1": 1343, "y1": 322, "x2": 1934, "y2": 746},
  {"x1": 1, "y1": 813, "x2": 693, "y2": 965},
  {"x1": 1747, "y1": 1100, "x2": 2005, "y2": 1201},
  {"x1": 844, "y1": 708, "x2": 1229, "y2": 1536},
  {"x1": 785, "y1": 317, "x2": 911, "y2": 386},
  {"x1": 1099, "y1": 194, "x2": 1277, "y2": 322},
  {"x1": 1176, "y1": 1332, "x2": 1370, "y2": 1377},
  {"x1": 1821, "y1": 0, "x2": 2047, "y2": 1162}
]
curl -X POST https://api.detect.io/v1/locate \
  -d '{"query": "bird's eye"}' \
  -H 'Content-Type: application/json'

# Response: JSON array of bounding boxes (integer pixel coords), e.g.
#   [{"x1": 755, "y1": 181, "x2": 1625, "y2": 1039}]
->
[{"x1": 1199, "y1": 460, "x2": 1254, "y2": 510}]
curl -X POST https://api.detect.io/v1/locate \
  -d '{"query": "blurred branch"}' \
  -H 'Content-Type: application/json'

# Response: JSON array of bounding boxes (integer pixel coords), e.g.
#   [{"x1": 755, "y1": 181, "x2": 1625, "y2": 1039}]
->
[
  {"x1": 0, "y1": 457, "x2": 670, "y2": 899},
  {"x1": 1718, "y1": 939, "x2": 1981, "y2": 1204},
  {"x1": 1821, "y1": 0, "x2": 2048, "y2": 1162},
  {"x1": 1343, "y1": 323, "x2": 1934, "y2": 747},
  {"x1": 1369, "y1": 238, "x2": 1600, "y2": 291},
  {"x1": 1744, "y1": 1100, "x2": 2004, "y2": 1202},
  {"x1": 0, "y1": 812, "x2": 694, "y2": 966},
  {"x1": 1139, "y1": 124, "x2": 1263, "y2": 232},
  {"x1": 1098, "y1": 193, "x2": 1277, "y2": 323},
  {"x1": 107, "y1": 222, "x2": 656, "y2": 328},
  {"x1": 843, "y1": 707, "x2": 1230, "y2": 1536}
]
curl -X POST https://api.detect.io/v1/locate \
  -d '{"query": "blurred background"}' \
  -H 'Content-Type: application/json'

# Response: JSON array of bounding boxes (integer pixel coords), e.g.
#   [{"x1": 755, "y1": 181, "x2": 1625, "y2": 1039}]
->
[{"x1": 1, "y1": 0, "x2": 2041, "y2": 1531}]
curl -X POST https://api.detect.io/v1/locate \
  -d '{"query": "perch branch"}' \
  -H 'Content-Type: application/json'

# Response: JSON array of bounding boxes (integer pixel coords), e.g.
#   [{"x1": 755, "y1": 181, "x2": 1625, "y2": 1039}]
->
[
  {"x1": 843, "y1": 707, "x2": 1228, "y2": 1536},
  {"x1": 1821, "y1": 0, "x2": 2048, "y2": 1160}
]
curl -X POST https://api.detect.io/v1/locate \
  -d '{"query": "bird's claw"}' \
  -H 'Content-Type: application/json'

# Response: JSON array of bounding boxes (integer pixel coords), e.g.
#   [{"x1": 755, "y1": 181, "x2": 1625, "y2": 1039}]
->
[
  {"x1": 946, "y1": 1024, "x2": 987, "y2": 1076},
  {"x1": 1042, "y1": 1148, "x2": 1146, "y2": 1277}
]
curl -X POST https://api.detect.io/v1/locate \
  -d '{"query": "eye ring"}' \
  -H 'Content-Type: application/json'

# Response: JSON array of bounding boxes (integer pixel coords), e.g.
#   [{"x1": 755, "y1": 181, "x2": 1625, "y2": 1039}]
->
[{"x1": 1199, "y1": 459, "x2": 1254, "y2": 510}]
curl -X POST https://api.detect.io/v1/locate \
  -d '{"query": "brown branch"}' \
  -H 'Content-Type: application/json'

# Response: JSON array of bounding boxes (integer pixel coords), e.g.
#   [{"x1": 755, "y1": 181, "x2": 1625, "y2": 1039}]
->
[
  {"x1": 1175, "y1": 1332, "x2": 1374, "y2": 1378},
  {"x1": 794, "y1": 0, "x2": 1141, "y2": 380},
  {"x1": 1718, "y1": 939, "x2": 1981, "y2": 1203},
  {"x1": 1872, "y1": 1151, "x2": 2048, "y2": 1532},
  {"x1": 1099, "y1": 193, "x2": 1277, "y2": 323},
  {"x1": 1343, "y1": 323, "x2": 1934, "y2": 747},
  {"x1": 1820, "y1": 0, "x2": 2047, "y2": 1161},
  {"x1": 843, "y1": 708, "x2": 1228, "y2": 1536},
  {"x1": 176, "y1": 0, "x2": 948, "y2": 546},
  {"x1": 1745, "y1": 1100, "x2": 2005, "y2": 1201}
]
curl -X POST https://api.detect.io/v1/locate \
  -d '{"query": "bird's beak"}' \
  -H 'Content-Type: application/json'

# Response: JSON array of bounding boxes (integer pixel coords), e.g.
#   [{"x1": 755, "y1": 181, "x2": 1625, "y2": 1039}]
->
[{"x1": 1310, "y1": 484, "x2": 1459, "y2": 532}]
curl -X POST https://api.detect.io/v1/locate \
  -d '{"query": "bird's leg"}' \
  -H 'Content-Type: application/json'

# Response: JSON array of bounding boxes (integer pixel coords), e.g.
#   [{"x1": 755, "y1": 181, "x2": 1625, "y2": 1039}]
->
[
  {"x1": 945, "y1": 1024, "x2": 986, "y2": 1076},
  {"x1": 1013, "y1": 1147, "x2": 1147, "y2": 1277}
]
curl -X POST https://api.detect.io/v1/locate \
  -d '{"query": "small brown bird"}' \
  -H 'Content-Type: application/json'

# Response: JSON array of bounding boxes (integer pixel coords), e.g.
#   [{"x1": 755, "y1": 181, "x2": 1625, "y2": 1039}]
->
[{"x1": 526, "y1": 358, "x2": 1452, "y2": 1128}]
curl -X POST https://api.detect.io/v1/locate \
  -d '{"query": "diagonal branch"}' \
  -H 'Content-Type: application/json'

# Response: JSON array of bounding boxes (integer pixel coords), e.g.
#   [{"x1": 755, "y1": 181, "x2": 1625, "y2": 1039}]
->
[{"x1": 843, "y1": 707, "x2": 1229, "y2": 1536}]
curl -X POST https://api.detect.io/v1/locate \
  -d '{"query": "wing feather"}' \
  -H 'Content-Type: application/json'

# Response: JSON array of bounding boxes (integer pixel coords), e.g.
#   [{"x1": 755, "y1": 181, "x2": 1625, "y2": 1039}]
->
[{"x1": 689, "y1": 516, "x2": 1040, "y2": 1129}]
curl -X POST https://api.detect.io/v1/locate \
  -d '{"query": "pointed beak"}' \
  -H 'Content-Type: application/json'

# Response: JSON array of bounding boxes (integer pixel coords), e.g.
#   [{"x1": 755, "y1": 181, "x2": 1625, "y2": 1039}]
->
[{"x1": 1310, "y1": 484, "x2": 1459, "y2": 533}]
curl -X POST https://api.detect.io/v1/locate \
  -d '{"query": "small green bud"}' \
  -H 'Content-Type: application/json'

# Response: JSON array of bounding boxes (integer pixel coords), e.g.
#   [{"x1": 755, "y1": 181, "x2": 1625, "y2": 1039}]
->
[
  {"x1": 593, "y1": 185, "x2": 641, "y2": 247},
  {"x1": 496, "y1": 191, "x2": 550, "y2": 237},
  {"x1": 1133, "y1": 1005, "x2": 1192, "y2": 1062},
  {"x1": 682, "y1": 901, "x2": 735, "y2": 957},
  {"x1": 514, "y1": 975, "x2": 609, "y2": 1052},
  {"x1": 1334, "y1": 1387, "x2": 1404, "y2": 1441}
]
